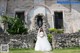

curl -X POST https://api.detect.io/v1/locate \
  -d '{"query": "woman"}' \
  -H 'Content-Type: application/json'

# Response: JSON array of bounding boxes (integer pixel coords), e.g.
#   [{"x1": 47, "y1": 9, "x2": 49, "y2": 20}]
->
[{"x1": 35, "y1": 28, "x2": 52, "y2": 51}]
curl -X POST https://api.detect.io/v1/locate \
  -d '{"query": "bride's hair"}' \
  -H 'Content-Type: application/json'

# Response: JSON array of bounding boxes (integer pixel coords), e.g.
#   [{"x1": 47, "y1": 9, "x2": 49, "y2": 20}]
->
[{"x1": 40, "y1": 28, "x2": 44, "y2": 32}]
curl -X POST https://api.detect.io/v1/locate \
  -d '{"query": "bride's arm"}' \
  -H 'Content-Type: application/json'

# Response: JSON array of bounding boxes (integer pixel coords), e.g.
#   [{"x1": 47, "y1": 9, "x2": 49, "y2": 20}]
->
[
  {"x1": 40, "y1": 31, "x2": 47, "y2": 38},
  {"x1": 38, "y1": 28, "x2": 40, "y2": 34}
]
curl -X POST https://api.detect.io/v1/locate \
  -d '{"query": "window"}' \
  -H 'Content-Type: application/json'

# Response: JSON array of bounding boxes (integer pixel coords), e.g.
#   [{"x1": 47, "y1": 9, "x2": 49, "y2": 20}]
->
[
  {"x1": 15, "y1": 11, "x2": 25, "y2": 21},
  {"x1": 54, "y1": 12, "x2": 63, "y2": 29}
]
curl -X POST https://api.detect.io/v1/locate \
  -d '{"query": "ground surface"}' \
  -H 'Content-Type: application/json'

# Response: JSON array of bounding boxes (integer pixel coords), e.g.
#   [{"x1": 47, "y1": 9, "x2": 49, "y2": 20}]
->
[{"x1": 1, "y1": 48, "x2": 80, "y2": 53}]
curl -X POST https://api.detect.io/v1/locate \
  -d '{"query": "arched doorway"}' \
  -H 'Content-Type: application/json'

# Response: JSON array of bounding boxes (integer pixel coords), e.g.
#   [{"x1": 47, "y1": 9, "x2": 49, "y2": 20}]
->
[{"x1": 25, "y1": 5, "x2": 52, "y2": 30}]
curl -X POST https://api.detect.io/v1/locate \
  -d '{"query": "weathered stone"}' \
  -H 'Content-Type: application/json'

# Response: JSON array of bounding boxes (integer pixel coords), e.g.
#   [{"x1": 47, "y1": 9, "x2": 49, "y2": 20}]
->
[
  {"x1": 52, "y1": 32, "x2": 80, "y2": 48},
  {"x1": 0, "y1": 0, "x2": 80, "y2": 33}
]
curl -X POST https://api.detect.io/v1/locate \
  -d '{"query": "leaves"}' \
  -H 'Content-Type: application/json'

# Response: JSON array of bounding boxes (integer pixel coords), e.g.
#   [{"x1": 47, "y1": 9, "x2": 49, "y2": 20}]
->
[
  {"x1": 1, "y1": 15, "x2": 28, "y2": 34},
  {"x1": 48, "y1": 34, "x2": 52, "y2": 43},
  {"x1": 48, "y1": 28, "x2": 64, "y2": 33}
]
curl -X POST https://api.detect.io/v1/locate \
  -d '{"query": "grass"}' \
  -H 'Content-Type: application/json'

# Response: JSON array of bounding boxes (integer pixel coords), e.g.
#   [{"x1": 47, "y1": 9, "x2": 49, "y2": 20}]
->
[
  {"x1": 1, "y1": 48, "x2": 80, "y2": 53},
  {"x1": 53, "y1": 48, "x2": 80, "y2": 53},
  {"x1": 9, "y1": 48, "x2": 43, "y2": 53}
]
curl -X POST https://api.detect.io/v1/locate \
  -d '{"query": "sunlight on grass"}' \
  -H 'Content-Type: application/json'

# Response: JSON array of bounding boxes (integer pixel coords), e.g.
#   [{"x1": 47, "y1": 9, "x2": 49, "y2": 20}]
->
[{"x1": 2, "y1": 48, "x2": 80, "y2": 53}]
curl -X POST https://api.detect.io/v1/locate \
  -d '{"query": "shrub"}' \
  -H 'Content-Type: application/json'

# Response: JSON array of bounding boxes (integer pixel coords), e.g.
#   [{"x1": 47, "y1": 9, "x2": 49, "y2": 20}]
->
[
  {"x1": 57, "y1": 29, "x2": 64, "y2": 34},
  {"x1": 1, "y1": 15, "x2": 28, "y2": 34},
  {"x1": 47, "y1": 34, "x2": 52, "y2": 43},
  {"x1": 48, "y1": 28, "x2": 57, "y2": 33},
  {"x1": 48, "y1": 28, "x2": 64, "y2": 34}
]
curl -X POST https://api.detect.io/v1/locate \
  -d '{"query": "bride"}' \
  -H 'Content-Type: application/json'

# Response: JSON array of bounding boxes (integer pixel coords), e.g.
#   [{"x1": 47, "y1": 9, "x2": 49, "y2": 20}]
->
[{"x1": 35, "y1": 27, "x2": 52, "y2": 51}]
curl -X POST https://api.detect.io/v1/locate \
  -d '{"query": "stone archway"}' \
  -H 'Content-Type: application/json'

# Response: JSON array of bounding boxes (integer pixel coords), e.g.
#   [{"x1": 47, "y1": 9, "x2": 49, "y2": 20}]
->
[
  {"x1": 27, "y1": 4, "x2": 52, "y2": 16},
  {"x1": 25, "y1": 5, "x2": 52, "y2": 30}
]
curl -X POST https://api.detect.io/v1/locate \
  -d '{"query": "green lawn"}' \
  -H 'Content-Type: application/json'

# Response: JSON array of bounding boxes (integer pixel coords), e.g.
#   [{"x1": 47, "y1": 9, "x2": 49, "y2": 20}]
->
[
  {"x1": 9, "y1": 48, "x2": 43, "y2": 53},
  {"x1": 53, "y1": 48, "x2": 80, "y2": 53},
  {"x1": 2, "y1": 48, "x2": 80, "y2": 53}
]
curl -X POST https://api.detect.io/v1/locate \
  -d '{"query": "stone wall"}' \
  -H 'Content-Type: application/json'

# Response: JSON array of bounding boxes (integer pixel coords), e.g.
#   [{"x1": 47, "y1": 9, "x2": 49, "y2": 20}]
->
[
  {"x1": 1, "y1": 31, "x2": 80, "y2": 49},
  {"x1": 1, "y1": 0, "x2": 80, "y2": 33},
  {"x1": 0, "y1": 33, "x2": 9, "y2": 44},
  {"x1": 5, "y1": 0, "x2": 79, "y2": 33},
  {"x1": 6, "y1": 0, "x2": 34, "y2": 16},
  {"x1": 0, "y1": 30, "x2": 37, "y2": 49},
  {"x1": 52, "y1": 32, "x2": 80, "y2": 48},
  {"x1": 0, "y1": 0, "x2": 7, "y2": 15}
]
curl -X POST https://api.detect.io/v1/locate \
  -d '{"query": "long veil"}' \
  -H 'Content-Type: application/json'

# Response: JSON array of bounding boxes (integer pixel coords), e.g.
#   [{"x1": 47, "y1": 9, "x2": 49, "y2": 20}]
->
[
  {"x1": 37, "y1": 28, "x2": 40, "y2": 37},
  {"x1": 43, "y1": 28, "x2": 47, "y2": 37}
]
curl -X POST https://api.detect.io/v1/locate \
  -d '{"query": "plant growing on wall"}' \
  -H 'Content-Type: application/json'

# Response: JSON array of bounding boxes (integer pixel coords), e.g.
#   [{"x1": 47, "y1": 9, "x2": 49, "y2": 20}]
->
[
  {"x1": 48, "y1": 28, "x2": 64, "y2": 44},
  {"x1": 48, "y1": 28, "x2": 64, "y2": 34},
  {"x1": 2, "y1": 15, "x2": 28, "y2": 34},
  {"x1": 47, "y1": 34, "x2": 52, "y2": 44}
]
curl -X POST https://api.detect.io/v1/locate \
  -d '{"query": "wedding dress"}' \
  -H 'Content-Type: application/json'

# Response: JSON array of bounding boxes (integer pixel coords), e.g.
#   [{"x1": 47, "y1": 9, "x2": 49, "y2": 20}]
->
[{"x1": 35, "y1": 29, "x2": 52, "y2": 51}]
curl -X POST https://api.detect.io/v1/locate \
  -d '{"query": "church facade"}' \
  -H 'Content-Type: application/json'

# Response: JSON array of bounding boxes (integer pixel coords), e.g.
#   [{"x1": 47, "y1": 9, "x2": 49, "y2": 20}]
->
[{"x1": 0, "y1": 0, "x2": 80, "y2": 33}]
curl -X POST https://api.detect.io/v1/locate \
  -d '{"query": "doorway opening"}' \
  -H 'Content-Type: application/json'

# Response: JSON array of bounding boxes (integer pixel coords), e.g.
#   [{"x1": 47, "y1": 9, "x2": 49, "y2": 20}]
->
[{"x1": 35, "y1": 14, "x2": 43, "y2": 28}]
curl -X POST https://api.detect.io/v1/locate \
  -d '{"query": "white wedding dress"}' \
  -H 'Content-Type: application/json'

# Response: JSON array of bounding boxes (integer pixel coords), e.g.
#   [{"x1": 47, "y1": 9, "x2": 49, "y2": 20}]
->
[{"x1": 35, "y1": 29, "x2": 52, "y2": 51}]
